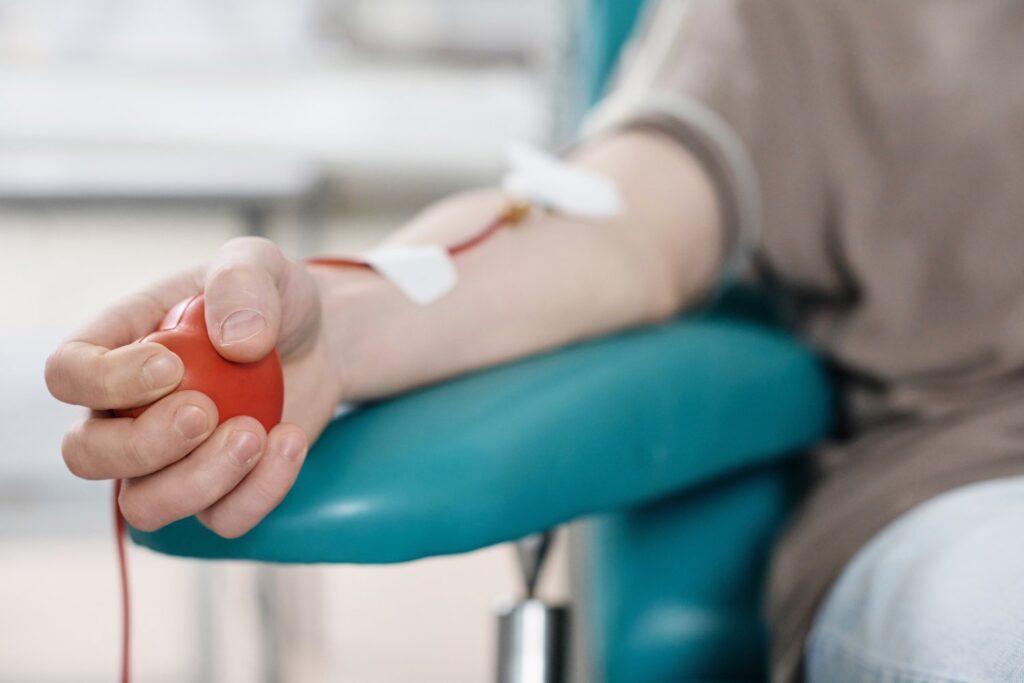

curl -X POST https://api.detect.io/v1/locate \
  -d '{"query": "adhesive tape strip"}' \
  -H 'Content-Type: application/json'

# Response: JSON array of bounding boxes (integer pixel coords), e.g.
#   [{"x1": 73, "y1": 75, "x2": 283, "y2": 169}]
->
[
  {"x1": 501, "y1": 141, "x2": 624, "y2": 219},
  {"x1": 363, "y1": 245, "x2": 457, "y2": 305}
]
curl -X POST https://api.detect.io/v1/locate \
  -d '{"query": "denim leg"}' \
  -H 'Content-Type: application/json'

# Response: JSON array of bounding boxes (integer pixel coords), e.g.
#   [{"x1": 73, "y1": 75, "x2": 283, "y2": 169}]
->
[{"x1": 805, "y1": 475, "x2": 1024, "y2": 683}]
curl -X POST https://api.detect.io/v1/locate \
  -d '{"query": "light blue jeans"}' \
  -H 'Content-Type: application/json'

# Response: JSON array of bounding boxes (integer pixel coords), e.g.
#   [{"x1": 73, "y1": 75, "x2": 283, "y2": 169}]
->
[{"x1": 806, "y1": 475, "x2": 1024, "y2": 683}]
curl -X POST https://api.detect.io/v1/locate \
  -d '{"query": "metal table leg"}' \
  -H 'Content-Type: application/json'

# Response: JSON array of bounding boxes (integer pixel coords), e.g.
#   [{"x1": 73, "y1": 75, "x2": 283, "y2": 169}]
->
[{"x1": 496, "y1": 531, "x2": 571, "y2": 683}]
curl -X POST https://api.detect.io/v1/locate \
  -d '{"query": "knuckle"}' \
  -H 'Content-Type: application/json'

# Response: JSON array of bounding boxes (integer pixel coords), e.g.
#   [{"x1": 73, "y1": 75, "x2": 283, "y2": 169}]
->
[
  {"x1": 123, "y1": 430, "x2": 154, "y2": 474},
  {"x1": 99, "y1": 363, "x2": 123, "y2": 407},
  {"x1": 206, "y1": 514, "x2": 247, "y2": 539},
  {"x1": 60, "y1": 425, "x2": 88, "y2": 478},
  {"x1": 223, "y1": 236, "x2": 279, "y2": 259},
  {"x1": 252, "y1": 477, "x2": 286, "y2": 510},
  {"x1": 205, "y1": 264, "x2": 270, "y2": 307},
  {"x1": 206, "y1": 260, "x2": 249, "y2": 284},
  {"x1": 118, "y1": 492, "x2": 161, "y2": 532},
  {"x1": 211, "y1": 239, "x2": 282, "y2": 288},
  {"x1": 43, "y1": 350, "x2": 61, "y2": 394},
  {"x1": 185, "y1": 469, "x2": 222, "y2": 508},
  {"x1": 217, "y1": 526, "x2": 248, "y2": 540},
  {"x1": 44, "y1": 347, "x2": 72, "y2": 400}
]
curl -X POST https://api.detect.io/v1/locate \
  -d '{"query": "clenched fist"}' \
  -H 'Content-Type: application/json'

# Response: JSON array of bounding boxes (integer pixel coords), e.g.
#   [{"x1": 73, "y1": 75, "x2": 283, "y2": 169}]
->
[{"x1": 46, "y1": 237, "x2": 343, "y2": 538}]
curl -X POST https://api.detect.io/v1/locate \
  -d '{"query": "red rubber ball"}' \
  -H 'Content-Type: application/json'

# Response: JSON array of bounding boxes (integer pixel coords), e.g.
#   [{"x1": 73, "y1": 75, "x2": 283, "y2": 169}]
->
[{"x1": 115, "y1": 294, "x2": 284, "y2": 432}]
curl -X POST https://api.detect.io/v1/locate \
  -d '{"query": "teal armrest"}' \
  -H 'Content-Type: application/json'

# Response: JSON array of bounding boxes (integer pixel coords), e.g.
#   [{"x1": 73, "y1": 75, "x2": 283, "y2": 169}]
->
[
  {"x1": 583, "y1": 465, "x2": 802, "y2": 682},
  {"x1": 130, "y1": 315, "x2": 832, "y2": 564}
]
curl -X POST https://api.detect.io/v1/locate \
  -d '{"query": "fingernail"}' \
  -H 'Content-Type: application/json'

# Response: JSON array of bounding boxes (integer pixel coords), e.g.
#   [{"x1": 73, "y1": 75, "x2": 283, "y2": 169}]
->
[
  {"x1": 143, "y1": 353, "x2": 183, "y2": 390},
  {"x1": 280, "y1": 434, "x2": 308, "y2": 463},
  {"x1": 173, "y1": 404, "x2": 209, "y2": 440},
  {"x1": 227, "y1": 431, "x2": 262, "y2": 466},
  {"x1": 220, "y1": 310, "x2": 267, "y2": 344}
]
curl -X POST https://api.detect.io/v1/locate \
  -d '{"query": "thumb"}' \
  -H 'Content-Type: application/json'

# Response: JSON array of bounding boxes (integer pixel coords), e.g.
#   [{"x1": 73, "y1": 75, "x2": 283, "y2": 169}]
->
[{"x1": 203, "y1": 237, "x2": 314, "y2": 363}]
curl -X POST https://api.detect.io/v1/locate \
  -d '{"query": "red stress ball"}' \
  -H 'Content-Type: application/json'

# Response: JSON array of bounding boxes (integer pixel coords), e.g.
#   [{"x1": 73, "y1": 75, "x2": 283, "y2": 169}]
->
[{"x1": 115, "y1": 294, "x2": 284, "y2": 432}]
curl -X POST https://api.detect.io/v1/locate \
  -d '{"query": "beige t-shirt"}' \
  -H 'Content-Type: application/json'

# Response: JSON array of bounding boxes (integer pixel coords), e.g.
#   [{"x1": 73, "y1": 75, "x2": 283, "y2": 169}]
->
[{"x1": 585, "y1": 1, "x2": 1024, "y2": 680}]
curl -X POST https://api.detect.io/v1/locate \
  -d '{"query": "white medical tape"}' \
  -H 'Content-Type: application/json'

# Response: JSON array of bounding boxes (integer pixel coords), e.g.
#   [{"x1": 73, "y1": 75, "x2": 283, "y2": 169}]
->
[
  {"x1": 362, "y1": 245, "x2": 457, "y2": 305},
  {"x1": 501, "y1": 141, "x2": 624, "y2": 219}
]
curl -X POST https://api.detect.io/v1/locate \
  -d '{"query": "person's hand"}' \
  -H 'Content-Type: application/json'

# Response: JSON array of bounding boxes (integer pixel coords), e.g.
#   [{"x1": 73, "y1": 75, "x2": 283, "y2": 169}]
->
[{"x1": 46, "y1": 237, "x2": 342, "y2": 537}]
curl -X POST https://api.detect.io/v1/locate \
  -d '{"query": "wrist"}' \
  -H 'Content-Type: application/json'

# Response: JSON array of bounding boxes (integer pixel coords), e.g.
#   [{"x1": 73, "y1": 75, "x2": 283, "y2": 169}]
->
[
  {"x1": 304, "y1": 189, "x2": 515, "y2": 403},
  {"x1": 308, "y1": 262, "x2": 394, "y2": 404}
]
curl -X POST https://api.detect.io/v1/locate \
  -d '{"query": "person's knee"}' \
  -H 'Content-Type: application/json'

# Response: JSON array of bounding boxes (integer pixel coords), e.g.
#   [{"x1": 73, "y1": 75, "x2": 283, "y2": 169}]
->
[{"x1": 806, "y1": 479, "x2": 1024, "y2": 682}]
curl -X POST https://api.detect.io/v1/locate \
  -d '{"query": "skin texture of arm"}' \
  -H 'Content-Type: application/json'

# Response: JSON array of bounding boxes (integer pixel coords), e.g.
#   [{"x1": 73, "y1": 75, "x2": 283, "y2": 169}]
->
[
  {"x1": 320, "y1": 130, "x2": 723, "y2": 399},
  {"x1": 44, "y1": 130, "x2": 723, "y2": 537}
]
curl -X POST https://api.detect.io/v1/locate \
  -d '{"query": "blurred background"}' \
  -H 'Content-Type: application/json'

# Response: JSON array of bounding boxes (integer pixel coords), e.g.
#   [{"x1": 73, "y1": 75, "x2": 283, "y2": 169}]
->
[{"x1": 0, "y1": 0, "x2": 594, "y2": 680}]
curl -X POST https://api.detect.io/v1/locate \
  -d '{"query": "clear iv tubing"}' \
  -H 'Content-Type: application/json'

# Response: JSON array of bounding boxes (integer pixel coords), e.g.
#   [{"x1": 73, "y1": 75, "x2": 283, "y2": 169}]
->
[{"x1": 112, "y1": 199, "x2": 532, "y2": 683}]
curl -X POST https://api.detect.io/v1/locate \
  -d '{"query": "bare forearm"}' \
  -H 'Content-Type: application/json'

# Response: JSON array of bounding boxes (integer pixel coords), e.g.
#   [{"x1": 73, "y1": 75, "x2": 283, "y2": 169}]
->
[{"x1": 313, "y1": 131, "x2": 723, "y2": 401}]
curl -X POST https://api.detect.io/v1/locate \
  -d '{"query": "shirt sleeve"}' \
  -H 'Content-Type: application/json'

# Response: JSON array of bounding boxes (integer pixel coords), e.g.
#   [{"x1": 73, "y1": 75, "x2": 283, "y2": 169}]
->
[{"x1": 580, "y1": 0, "x2": 828, "y2": 283}]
